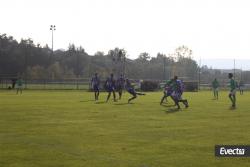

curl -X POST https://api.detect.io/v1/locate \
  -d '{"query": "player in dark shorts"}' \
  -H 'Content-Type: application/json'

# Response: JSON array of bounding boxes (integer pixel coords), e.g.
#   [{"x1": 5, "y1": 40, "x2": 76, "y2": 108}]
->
[
  {"x1": 91, "y1": 73, "x2": 100, "y2": 101},
  {"x1": 171, "y1": 76, "x2": 189, "y2": 109},
  {"x1": 160, "y1": 79, "x2": 175, "y2": 105},
  {"x1": 228, "y1": 73, "x2": 237, "y2": 108},
  {"x1": 105, "y1": 73, "x2": 117, "y2": 102},
  {"x1": 212, "y1": 78, "x2": 219, "y2": 99},
  {"x1": 238, "y1": 81, "x2": 244, "y2": 95},
  {"x1": 125, "y1": 79, "x2": 145, "y2": 103},
  {"x1": 116, "y1": 74, "x2": 125, "y2": 100}
]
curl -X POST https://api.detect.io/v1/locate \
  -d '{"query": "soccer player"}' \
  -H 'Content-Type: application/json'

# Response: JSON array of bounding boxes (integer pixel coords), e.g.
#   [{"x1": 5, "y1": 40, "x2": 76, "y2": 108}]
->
[
  {"x1": 125, "y1": 79, "x2": 145, "y2": 103},
  {"x1": 91, "y1": 73, "x2": 100, "y2": 101},
  {"x1": 171, "y1": 76, "x2": 189, "y2": 109},
  {"x1": 228, "y1": 73, "x2": 237, "y2": 108},
  {"x1": 160, "y1": 79, "x2": 174, "y2": 105},
  {"x1": 212, "y1": 78, "x2": 219, "y2": 99},
  {"x1": 105, "y1": 73, "x2": 117, "y2": 102},
  {"x1": 16, "y1": 77, "x2": 23, "y2": 94},
  {"x1": 238, "y1": 81, "x2": 244, "y2": 95},
  {"x1": 116, "y1": 74, "x2": 125, "y2": 100}
]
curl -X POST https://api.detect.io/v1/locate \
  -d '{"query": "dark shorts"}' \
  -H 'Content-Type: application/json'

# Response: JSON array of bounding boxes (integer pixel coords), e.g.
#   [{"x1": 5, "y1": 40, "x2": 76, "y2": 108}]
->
[
  {"x1": 127, "y1": 88, "x2": 136, "y2": 96},
  {"x1": 107, "y1": 86, "x2": 115, "y2": 92},
  {"x1": 166, "y1": 90, "x2": 173, "y2": 96},
  {"x1": 116, "y1": 85, "x2": 123, "y2": 91},
  {"x1": 93, "y1": 85, "x2": 99, "y2": 92}
]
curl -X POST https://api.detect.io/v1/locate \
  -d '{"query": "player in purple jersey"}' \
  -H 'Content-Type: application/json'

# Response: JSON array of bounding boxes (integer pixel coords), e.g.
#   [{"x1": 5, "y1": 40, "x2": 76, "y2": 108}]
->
[
  {"x1": 125, "y1": 79, "x2": 145, "y2": 103},
  {"x1": 116, "y1": 74, "x2": 125, "y2": 100},
  {"x1": 160, "y1": 79, "x2": 175, "y2": 105},
  {"x1": 105, "y1": 73, "x2": 117, "y2": 102},
  {"x1": 171, "y1": 76, "x2": 189, "y2": 109},
  {"x1": 91, "y1": 73, "x2": 100, "y2": 101}
]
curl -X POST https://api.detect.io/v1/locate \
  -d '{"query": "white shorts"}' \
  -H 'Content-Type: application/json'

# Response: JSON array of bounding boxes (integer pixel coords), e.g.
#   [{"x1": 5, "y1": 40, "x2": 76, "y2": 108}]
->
[
  {"x1": 229, "y1": 89, "x2": 236, "y2": 96},
  {"x1": 17, "y1": 85, "x2": 23, "y2": 89},
  {"x1": 213, "y1": 88, "x2": 219, "y2": 91}
]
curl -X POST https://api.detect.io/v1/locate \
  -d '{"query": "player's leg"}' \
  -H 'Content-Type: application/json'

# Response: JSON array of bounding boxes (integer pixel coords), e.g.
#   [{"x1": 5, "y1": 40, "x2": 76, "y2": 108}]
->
[
  {"x1": 94, "y1": 91, "x2": 97, "y2": 100},
  {"x1": 118, "y1": 89, "x2": 122, "y2": 100},
  {"x1": 135, "y1": 92, "x2": 145, "y2": 96},
  {"x1": 228, "y1": 93, "x2": 234, "y2": 106},
  {"x1": 112, "y1": 90, "x2": 117, "y2": 102},
  {"x1": 172, "y1": 92, "x2": 180, "y2": 109},
  {"x1": 96, "y1": 89, "x2": 100, "y2": 100},
  {"x1": 215, "y1": 89, "x2": 218, "y2": 99},
  {"x1": 106, "y1": 91, "x2": 111, "y2": 102},
  {"x1": 160, "y1": 92, "x2": 167, "y2": 105},
  {"x1": 177, "y1": 93, "x2": 188, "y2": 108},
  {"x1": 175, "y1": 99, "x2": 181, "y2": 109},
  {"x1": 232, "y1": 94, "x2": 236, "y2": 107},
  {"x1": 179, "y1": 99, "x2": 189, "y2": 108},
  {"x1": 128, "y1": 94, "x2": 137, "y2": 103}
]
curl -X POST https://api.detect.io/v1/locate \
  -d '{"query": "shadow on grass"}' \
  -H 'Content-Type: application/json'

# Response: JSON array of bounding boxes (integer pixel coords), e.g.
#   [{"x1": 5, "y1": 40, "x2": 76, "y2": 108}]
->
[
  {"x1": 229, "y1": 106, "x2": 237, "y2": 110},
  {"x1": 114, "y1": 102, "x2": 133, "y2": 105},
  {"x1": 165, "y1": 108, "x2": 181, "y2": 114},
  {"x1": 95, "y1": 101, "x2": 106, "y2": 104},
  {"x1": 80, "y1": 100, "x2": 95, "y2": 102},
  {"x1": 161, "y1": 104, "x2": 176, "y2": 108}
]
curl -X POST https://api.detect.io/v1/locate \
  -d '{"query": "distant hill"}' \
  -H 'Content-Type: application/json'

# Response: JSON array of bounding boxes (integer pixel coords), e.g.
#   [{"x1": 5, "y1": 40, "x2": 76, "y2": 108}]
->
[{"x1": 196, "y1": 59, "x2": 250, "y2": 71}]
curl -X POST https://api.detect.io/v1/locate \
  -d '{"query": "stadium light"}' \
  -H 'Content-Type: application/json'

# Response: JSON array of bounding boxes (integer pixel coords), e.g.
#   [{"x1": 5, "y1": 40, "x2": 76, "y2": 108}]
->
[
  {"x1": 198, "y1": 58, "x2": 201, "y2": 90},
  {"x1": 50, "y1": 25, "x2": 56, "y2": 54}
]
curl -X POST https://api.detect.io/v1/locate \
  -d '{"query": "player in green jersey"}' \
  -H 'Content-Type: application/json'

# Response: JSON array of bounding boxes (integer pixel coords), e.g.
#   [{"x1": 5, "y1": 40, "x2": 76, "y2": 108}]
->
[
  {"x1": 16, "y1": 77, "x2": 23, "y2": 94},
  {"x1": 212, "y1": 78, "x2": 219, "y2": 100}
]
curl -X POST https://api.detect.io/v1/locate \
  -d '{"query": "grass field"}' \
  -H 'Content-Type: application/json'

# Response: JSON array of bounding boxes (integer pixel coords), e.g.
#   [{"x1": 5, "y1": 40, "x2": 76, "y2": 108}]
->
[{"x1": 0, "y1": 90, "x2": 250, "y2": 167}]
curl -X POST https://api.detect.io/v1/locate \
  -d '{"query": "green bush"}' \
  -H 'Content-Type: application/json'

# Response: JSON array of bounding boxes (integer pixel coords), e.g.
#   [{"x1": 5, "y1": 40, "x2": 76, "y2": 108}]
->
[
  {"x1": 141, "y1": 80, "x2": 159, "y2": 91},
  {"x1": 184, "y1": 81, "x2": 198, "y2": 92}
]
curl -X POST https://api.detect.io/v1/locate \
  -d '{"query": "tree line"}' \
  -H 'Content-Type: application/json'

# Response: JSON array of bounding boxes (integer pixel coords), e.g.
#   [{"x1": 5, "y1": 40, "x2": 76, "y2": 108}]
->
[{"x1": 0, "y1": 33, "x2": 199, "y2": 81}]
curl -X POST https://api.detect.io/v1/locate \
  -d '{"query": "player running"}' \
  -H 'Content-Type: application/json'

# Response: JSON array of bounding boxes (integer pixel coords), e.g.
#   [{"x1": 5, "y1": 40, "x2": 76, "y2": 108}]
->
[
  {"x1": 228, "y1": 73, "x2": 237, "y2": 108},
  {"x1": 91, "y1": 73, "x2": 100, "y2": 101},
  {"x1": 160, "y1": 79, "x2": 175, "y2": 105},
  {"x1": 105, "y1": 73, "x2": 117, "y2": 102},
  {"x1": 116, "y1": 74, "x2": 125, "y2": 100},
  {"x1": 125, "y1": 79, "x2": 145, "y2": 103},
  {"x1": 171, "y1": 76, "x2": 189, "y2": 109},
  {"x1": 212, "y1": 78, "x2": 219, "y2": 100}
]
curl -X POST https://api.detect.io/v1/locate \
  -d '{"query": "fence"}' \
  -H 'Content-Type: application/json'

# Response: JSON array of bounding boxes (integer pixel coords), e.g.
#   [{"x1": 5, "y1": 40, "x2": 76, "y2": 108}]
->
[
  {"x1": 1, "y1": 77, "x2": 249, "y2": 91},
  {"x1": 0, "y1": 78, "x2": 91, "y2": 90}
]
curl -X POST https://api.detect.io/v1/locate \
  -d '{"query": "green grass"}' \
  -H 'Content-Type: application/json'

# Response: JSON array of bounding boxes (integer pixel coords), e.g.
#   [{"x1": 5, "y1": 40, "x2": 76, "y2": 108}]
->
[{"x1": 0, "y1": 90, "x2": 250, "y2": 167}]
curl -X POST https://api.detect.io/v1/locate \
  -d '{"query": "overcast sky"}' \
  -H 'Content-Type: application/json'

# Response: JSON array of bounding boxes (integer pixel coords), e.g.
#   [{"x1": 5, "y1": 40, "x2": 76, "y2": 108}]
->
[{"x1": 1, "y1": 0, "x2": 250, "y2": 61}]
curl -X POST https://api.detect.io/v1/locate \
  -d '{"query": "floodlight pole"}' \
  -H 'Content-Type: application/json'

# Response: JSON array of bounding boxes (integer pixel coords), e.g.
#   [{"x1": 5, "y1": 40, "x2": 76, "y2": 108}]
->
[
  {"x1": 24, "y1": 44, "x2": 28, "y2": 89},
  {"x1": 50, "y1": 25, "x2": 56, "y2": 55},
  {"x1": 123, "y1": 56, "x2": 126, "y2": 77},
  {"x1": 163, "y1": 55, "x2": 166, "y2": 81},
  {"x1": 198, "y1": 58, "x2": 201, "y2": 90},
  {"x1": 233, "y1": 59, "x2": 236, "y2": 79},
  {"x1": 76, "y1": 49, "x2": 79, "y2": 90},
  {"x1": 240, "y1": 66, "x2": 242, "y2": 81}
]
